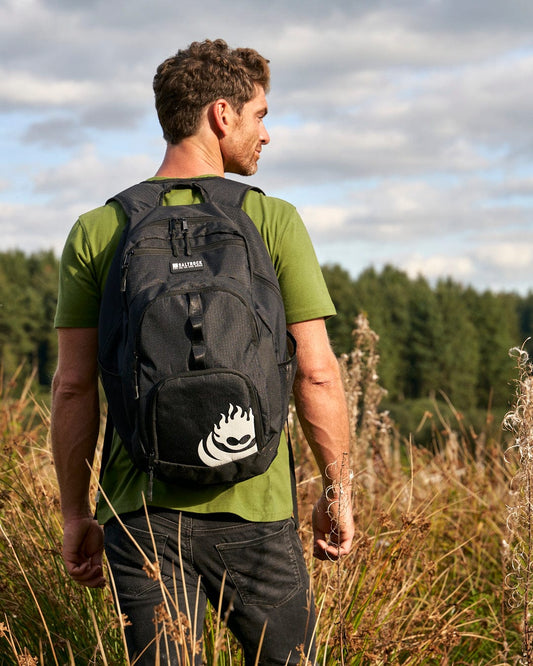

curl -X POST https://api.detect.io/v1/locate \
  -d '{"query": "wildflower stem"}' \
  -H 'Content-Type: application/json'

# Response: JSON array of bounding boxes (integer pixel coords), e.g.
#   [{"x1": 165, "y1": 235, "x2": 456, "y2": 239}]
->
[{"x1": 525, "y1": 465, "x2": 533, "y2": 663}]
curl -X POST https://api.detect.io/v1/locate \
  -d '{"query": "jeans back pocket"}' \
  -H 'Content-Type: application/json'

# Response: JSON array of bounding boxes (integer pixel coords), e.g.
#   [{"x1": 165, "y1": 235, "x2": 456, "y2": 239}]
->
[{"x1": 216, "y1": 521, "x2": 303, "y2": 607}]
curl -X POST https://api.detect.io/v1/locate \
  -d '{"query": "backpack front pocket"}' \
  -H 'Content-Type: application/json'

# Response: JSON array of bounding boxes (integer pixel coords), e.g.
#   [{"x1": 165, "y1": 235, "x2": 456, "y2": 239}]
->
[{"x1": 147, "y1": 370, "x2": 265, "y2": 479}]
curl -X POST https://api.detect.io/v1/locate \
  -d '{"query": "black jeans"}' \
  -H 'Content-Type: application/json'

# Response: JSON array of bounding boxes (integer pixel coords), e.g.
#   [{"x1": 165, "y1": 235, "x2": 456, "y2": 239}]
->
[{"x1": 104, "y1": 510, "x2": 316, "y2": 665}]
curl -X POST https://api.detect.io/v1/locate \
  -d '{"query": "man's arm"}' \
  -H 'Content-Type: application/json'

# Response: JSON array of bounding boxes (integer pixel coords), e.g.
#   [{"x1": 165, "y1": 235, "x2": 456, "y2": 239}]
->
[
  {"x1": 51, "y1": 327, "x2": 105, "y2": 588},
  {"x1": 288, "y1": 318, "x2": 355, "y2": 561}
]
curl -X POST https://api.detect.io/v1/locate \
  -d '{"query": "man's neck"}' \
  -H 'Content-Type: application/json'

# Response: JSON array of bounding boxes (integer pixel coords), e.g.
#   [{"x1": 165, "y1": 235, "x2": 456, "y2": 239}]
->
[{"x1": 154, "y1": 138, "x2": 225, "y2": 179}]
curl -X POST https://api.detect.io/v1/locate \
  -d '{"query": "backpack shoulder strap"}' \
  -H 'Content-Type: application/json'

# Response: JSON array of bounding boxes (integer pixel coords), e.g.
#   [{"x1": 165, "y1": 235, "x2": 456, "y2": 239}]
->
[
  {"x1": 106, "y1": 180, "x2": 164, "y2": 219},
  {"x1": 107, "y1": 176, "x2": 264, "y2": 222},
  {"x1": 194, "y1": 176, "x2": 264, "y2": 208}
]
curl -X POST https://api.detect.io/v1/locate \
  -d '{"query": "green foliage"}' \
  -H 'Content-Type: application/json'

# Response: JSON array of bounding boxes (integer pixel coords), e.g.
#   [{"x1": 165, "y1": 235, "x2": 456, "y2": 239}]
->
[
  {"x1": 320, "y1": 263, "x2": 359, "y2": 354},
  {"x1": 405, "y1": 275, "x2": 444, "y2": 399},
  {"x1": 0, "y1": 251, "x2": 531, "y2": 438},
  {"x1": 323, "y1": 263, "x2": 529, "y2": 418},
  {"x1": 0, "y1": 250, "x2": 58, "y2": 388},
  {"x1": 383, "y1": 396, "x2": 505, "y2": 449},
  {"x1": 465, "y1": 288, "x2": 518, "y2": 408},
  {"x1": 350, "y1": 265, "x2": 413, "y2": 397},
  {"x1": 434, "y1": 279, "x2": 480, "y2": 410}
]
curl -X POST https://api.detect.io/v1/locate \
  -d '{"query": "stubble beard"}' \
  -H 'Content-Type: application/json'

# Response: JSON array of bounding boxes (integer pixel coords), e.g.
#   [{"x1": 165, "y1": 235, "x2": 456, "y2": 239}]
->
[
  {"x1": 241, "y1": 161, "x2": 258, "y2": 177},
  {"x1": 229, "y1": 157, "x2": 259, "y2": 177}
]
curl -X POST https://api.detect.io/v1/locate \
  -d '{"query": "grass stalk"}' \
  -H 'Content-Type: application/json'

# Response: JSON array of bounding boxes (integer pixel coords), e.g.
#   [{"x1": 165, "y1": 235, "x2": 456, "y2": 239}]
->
[
  {"x1": 0, "y1": 317, "x2": 525, "y2": 664},
  {"x1": 504, "y1": 346, "x2": 533, "y2": 664},
  {"x1": 0, "y1": 521, "x2": 59, "y2": 666}
]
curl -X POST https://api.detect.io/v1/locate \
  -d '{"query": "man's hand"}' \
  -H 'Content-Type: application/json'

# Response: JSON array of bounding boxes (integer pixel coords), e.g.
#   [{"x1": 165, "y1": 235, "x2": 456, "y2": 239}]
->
[
  {"x1": 312, "y1": 490, "x2": 355, "y2": 561},
  {"x1": 62, "y1": 517, "x2": 106, "y2": 588},
  {"x1": 288, "y1": 319, "x2": 355, "y2": 562},
  {"x1": 52, "y1": 328, "x2": 104, "y2": 588}
]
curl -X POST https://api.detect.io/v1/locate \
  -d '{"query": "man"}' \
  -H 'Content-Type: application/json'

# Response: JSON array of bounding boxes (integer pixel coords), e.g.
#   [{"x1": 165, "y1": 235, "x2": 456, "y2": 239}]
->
[{"x1": 51, "y1": 39, "x2": 354, "y2": 665}]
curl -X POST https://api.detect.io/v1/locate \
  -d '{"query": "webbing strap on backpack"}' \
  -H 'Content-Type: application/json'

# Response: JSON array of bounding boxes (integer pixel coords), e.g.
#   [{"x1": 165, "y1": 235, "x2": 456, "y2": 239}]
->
[
  {"x1": 286, "y1": 428, "x2": 299, "y2": 527},
  {"x1": 95, "y1": 411, "x2": 114, "y2": 506},
  {"x1": 188, "y1": 292, "x2": 206, "y2": 368}
]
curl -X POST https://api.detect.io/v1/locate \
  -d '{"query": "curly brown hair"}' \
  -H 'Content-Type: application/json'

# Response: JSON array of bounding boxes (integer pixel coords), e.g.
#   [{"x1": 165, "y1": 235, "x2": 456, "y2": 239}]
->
[{"x1": 153, "y1": 39, "x2": 270, "y2": 145}]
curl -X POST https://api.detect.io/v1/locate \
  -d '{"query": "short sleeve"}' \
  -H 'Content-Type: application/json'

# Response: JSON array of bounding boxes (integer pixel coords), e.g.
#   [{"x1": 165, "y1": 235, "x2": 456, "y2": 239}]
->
[
  {"x1": 242, "y1": 192, "x2": 336, "y2": 324},
  {"x1": 54, "y1": 220, "x2": 101, "y2": 328},
  {"x1": 54, "y1": 202, "x2": 125, "y2": 328}
]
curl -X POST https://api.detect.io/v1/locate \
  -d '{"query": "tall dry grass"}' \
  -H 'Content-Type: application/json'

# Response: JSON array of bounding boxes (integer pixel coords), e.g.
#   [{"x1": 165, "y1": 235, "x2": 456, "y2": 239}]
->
[
  {"x1": 503, "y1": 345, "x2": 533, "y2": 666},
  {"x1": 294, "y1": 315, "x2": 520, "y2": 665},
  {"x1": 0, "y1": 367, "x2": 123, "y2": 665},
  {"x1": 0, "y1": 317, "x2": 527, "y2": 664}
]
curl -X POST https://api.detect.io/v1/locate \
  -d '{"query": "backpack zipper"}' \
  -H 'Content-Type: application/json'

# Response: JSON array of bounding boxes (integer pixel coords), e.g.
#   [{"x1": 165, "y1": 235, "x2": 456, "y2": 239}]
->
[
  {"x1": 181, "y1": 219, "x2": 191, "y2": 256},
  {"x1": 121, "y1": 234, "x2": 246, "y2": 295},
  {"x1": 121, "y1": 249, "x2": 134, "y2": 292},
  {"x1": 121, "y1": 246, "x2": 170, "y2": 294},
  {"x1": 133, "y1": 351, "x2": 140, "y2": 399},
  {"x1": 169, "y1": 219, "x2": 180, "y2": 257},
  {"x1": 147, "y1": 454, "x2": 155, "y2": 502},
  {"x1": 169, "y1": 218, "x2": 192, "y2": 256}
]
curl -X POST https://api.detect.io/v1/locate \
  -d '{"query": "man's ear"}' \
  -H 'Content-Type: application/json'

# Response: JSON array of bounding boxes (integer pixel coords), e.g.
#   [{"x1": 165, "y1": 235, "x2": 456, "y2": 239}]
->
[{"x1": 211, "y1": 98, "x2": 236, "y2": 137}]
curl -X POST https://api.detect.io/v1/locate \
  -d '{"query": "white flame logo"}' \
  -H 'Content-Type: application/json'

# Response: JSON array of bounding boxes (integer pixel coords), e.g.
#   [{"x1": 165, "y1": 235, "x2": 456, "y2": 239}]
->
[{"x1": 198, "y1": 404, "x2": 257, "y2": 467}]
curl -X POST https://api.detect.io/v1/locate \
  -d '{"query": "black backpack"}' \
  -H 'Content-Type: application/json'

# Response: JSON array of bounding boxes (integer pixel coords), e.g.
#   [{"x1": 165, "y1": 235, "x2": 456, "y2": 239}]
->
[{"x1": 97, "y1": 177, "x2": 297, "y2": 494}]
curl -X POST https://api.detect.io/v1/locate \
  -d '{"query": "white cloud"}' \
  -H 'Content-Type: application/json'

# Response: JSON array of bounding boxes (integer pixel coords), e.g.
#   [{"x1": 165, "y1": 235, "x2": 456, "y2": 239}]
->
[
  {"x1": 403, "y1": 254, "x2": 475, "y2": 282},
  {"x1": 32, "y1": 144, "x2": 158, "y2": 204},
  {"x1": 1, "y1": 0, "x2": 533, "y2": 296},
  {"x1": 297, "y1": 205, "x2": 352, "y2": 234},
  {"x1": 0, "y1": 201, "x2": 67, "y2": 255},
  {"x1": 0, "y1": 147, "x2": 159, "y2": 256},
  {"x1": 0, "y1": 70, "x2": 101, "y2": 106},
  {"x1": 476, "y1": 242, "x2": 533, "y2": 270}
]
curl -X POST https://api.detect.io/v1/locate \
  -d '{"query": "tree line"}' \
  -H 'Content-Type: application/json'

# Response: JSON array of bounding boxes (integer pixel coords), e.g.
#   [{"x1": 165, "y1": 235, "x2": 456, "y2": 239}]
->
[
  {"x1": 0, "y1": 250, "x2": 58, "y2": 388},
  {"x1": 322, "y1": 264, "x2": 530, "y2": 419},
  {"x1": 0, "y1": 251, "x2": 530, "y2": 422}
]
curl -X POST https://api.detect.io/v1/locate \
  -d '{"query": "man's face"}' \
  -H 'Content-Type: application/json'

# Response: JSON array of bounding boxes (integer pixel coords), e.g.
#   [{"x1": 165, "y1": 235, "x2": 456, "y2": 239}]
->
[{"x1": 222, "y1": 87, "x2": 270, "y2": 176}]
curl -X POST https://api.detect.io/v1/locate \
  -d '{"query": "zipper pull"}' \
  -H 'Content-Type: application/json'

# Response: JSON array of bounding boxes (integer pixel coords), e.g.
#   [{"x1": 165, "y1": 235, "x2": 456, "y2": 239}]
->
[
  {"x1": 169, "y1": 219, "x2": 180, "y2": 257},
  {"x1": 121, "y1": 250, "x2": 134, "y2": 292},
  {"x1": 133, "y1": 352, "x2": 139, "y2": 400},
  {"x1": 147, "y1": 457, "x2": 155, "y2": 502},
  {"x1": 181, "y1": 219, "x2": 192, "y2": 256}
]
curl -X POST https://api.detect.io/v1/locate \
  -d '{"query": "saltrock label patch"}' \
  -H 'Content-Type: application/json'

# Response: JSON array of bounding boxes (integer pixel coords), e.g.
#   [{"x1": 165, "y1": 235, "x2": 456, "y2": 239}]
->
[{"x1": 170, "y1": 259, "x2": 205, "y2": 273}]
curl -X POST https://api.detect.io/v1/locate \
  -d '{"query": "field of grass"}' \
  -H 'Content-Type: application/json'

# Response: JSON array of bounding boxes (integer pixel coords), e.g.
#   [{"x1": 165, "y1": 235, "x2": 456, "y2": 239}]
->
[{"x1": 0, "y1": 316, "x2": 531, "y2": 665}]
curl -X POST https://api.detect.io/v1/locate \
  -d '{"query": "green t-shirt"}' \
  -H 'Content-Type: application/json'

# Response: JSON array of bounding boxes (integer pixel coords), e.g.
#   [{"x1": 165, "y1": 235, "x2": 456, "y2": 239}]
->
[{"x1": 55, "y1": 177, "x2": 335, "y2": 524}]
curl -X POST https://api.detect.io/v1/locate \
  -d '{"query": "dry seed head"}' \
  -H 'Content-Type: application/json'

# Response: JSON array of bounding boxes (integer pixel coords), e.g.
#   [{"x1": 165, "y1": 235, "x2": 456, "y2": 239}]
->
[
  {"x1": 504, "y1": 342, "x2": 533, "y2": 652},
  {"x1": 142, "y1": 560, "x2": 160, "y2": 581},
  {"x1": 16, "y1": 649, "x2": 38, "y2": 666},
  {"x1": 111, "y1": 613, "x2": 131, "y2": 629},
  {"x1": 323, "y1": 456, "x2": 353, "y2": 530}
]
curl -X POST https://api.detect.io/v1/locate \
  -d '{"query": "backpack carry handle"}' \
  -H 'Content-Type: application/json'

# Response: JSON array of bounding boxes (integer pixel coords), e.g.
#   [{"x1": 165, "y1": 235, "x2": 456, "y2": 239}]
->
[
  {"x1": 158, "y1": 177, "x2": 264, "y2": 208},
  {"x1": 108, "y1": 177, "x2": 263, "y2": 223},
  {"x1": 158, "y1": 180, "x2": 210, "y2": 204}
]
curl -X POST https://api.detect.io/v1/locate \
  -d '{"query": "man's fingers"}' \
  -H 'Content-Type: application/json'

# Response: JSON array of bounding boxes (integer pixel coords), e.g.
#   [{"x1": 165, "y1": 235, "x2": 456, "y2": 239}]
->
[
  {"x1": 67, "y1": 562, "x2": 106, "y2": 588},
  {"x1": 313, "y1": 537, "x2": 351, "y2": 561},
  {"x1": 65, "y1": 555, "x2": 106, "y2": 588}
]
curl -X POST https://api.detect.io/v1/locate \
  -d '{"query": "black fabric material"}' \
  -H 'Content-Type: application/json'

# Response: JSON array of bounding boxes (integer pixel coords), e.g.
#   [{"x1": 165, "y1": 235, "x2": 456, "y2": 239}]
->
[
  {"x1": 97, "y1": 177, "x2": 297, "y2": 487},
  {"x1": 104, "y1": 511, "x2": 316, "y2": 664}
]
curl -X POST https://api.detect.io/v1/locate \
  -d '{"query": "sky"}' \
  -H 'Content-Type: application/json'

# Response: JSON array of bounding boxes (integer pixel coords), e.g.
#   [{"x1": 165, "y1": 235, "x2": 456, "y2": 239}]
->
[{"x1": 2, "y1": 0, "x2": 533, "y2": 294}]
